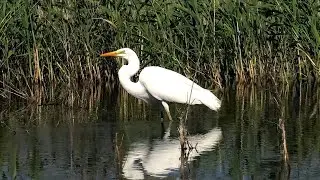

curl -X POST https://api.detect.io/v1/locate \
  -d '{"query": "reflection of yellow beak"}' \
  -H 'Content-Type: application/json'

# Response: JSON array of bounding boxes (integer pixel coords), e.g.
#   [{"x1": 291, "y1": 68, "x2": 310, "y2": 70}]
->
[{"x1": 100, "y1": 51, "x2": 118, "y2": 57}]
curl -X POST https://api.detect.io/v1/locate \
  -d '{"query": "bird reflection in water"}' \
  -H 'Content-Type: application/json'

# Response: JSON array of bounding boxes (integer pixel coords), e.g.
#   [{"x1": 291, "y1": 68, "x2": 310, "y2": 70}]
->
[{"x1": 122, "y1": 124, "x2": 222, "y2": 179}]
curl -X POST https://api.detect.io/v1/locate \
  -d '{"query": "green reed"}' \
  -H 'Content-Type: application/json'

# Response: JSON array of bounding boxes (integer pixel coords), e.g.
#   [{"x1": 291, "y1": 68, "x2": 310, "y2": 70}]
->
[
  {"x1": 1, "y1": 0, "x2": 320, "y2": 102},
  {"x1": 96, "y1": 0, "x2": 320, "y2": 85}
]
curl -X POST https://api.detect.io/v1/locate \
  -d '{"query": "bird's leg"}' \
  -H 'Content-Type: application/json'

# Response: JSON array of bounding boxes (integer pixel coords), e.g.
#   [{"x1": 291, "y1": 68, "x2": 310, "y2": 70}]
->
[
  {"x1": 163, "y1": 120, "x2": 172, "y2": 139},
  {"x1": 160, "y1": 110, "x2": 165, "y2": 138},
  {"x1": 161, "y1": 101, "x2": 173, "y2": 121},
  {"x1": 160, "y1": 111, "x2": 164, "y2": 123},
  {"x1": 160, "y1": 110, "x2": 172, "y2": 139}
]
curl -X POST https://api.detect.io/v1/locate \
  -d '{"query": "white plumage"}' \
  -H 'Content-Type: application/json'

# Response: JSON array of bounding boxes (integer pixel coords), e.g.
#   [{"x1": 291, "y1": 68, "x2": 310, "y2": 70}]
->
[
  {"x1": 122, "y1": 127, "x2": 222, "y2": 179},
  {"x1": 101, "y1": 48, "x2": 221, "y2": 120}
]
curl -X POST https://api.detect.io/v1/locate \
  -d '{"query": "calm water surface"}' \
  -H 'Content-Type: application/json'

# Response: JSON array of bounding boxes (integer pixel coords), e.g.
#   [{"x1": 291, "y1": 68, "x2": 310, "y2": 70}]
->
[{"x1": 0, "y1": 84, "x2": 320, "y2": 179}]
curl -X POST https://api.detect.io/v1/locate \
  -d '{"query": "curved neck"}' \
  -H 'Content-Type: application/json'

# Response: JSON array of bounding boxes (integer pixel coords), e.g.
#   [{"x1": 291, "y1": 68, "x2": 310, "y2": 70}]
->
[{"x1": 118, "y1": 55, "x2": 146, "y2": 99}]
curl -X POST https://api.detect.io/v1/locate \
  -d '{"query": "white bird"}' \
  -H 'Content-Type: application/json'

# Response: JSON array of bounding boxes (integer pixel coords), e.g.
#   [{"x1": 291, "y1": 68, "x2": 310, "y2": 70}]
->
[
  {"x1": 122, "y1": 127, "x2": 222, "y2": 179},
  {"x1": 100, "y1": 48, "x2": 221, "y2": 120}
]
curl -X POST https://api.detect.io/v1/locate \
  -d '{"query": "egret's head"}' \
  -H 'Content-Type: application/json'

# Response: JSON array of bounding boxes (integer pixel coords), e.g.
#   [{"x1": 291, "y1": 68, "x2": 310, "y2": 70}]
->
[{"x1": 100, "y1": 48, "x2": 136, "y2": 59}]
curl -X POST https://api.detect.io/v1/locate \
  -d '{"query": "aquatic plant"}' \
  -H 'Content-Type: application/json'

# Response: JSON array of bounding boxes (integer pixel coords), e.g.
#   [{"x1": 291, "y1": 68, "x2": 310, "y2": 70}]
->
[{"x1": 1, "y1": 0, "x2": 320, "y2": 102}]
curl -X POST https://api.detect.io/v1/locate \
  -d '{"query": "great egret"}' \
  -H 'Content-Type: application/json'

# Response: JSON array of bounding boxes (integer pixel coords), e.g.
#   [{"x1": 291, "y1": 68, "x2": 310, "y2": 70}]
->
[
  {"x1": 123, "y1": 127, "x2": 222, "y2": 179},
  {"x1": 100, "y1": 48, "x2": 221, "y2": 120}
]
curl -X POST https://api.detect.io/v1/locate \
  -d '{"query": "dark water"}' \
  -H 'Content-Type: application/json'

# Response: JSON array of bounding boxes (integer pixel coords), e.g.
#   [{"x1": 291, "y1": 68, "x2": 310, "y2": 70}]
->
[{"x1": 0, "y1": 84, "x2": 320, "y2": 179}]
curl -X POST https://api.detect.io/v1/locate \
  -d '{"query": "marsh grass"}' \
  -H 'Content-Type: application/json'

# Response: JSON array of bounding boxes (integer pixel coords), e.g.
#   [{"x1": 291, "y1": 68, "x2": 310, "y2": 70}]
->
[
  {"x1": 0, "y1": 0, "x2": 115, "y2": 103},
  {"x1": 108, "y1": 0, "x2": 320, "y2": 83},
  {"x1": 1, "y1": 0, "x2": 320, "y2": 104}
]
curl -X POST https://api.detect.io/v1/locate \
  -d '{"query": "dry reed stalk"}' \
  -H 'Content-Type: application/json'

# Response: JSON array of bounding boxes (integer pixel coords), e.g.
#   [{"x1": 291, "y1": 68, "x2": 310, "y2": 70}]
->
[{"x1": 33, "y1": 44, "x2": 41, "y2": 84}]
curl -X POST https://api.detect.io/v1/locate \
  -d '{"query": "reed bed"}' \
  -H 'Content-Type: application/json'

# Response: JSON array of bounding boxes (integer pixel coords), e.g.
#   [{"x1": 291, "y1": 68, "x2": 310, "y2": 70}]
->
[{"x1": 1, "y1": 0, "x2": 320, "y2": 102}]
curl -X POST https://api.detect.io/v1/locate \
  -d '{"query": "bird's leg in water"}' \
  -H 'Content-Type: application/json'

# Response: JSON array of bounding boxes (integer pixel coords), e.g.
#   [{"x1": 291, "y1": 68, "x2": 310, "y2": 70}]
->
[
  {"x1": 161, "y1": 101, "x2": 173, "y2": 121},
  {"x1": 160, "y1": 111, "x2": 164, "y2": 122},
  {"x1": 160, "y1": 111, "x2": 172, "y2": 139},
  {"x1": 160, "y1": 111, "x2": 165, "y2": 137},
  {"x1": 163, "y1": 120, "x2": 172, "y2": 139}
]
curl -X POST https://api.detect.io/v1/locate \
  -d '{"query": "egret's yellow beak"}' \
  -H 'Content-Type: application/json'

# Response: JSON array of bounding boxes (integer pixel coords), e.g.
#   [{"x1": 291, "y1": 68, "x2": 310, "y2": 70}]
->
[{"x1": 100, "y1": 49, "x2": 124, "y2": 57}]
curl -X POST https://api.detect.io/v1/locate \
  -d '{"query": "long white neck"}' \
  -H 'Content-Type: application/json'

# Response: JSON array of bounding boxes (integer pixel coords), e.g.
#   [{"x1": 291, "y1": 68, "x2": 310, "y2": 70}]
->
[{"x1": 118, "y1": 53, "x2": 147, "y2": 100}]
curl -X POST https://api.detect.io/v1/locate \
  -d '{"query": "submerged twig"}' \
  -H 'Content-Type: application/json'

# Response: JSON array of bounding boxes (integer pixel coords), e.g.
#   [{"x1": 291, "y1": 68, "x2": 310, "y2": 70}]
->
[
  {"x1": 278, "y1": 118, "x2": 291, "y2": 179},
  {"x1": 278, "y1": 118, "x2": 290, "y2": 165}
]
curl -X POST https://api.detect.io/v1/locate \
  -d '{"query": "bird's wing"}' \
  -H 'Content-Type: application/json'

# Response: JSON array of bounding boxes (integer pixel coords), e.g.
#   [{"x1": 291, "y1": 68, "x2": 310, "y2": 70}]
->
[{"x1": 139, "y1": 66, "x2": 208, "y2": 105}]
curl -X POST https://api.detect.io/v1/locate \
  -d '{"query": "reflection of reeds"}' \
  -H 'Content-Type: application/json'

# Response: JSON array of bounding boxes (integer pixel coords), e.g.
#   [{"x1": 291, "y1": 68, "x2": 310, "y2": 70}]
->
[
  {"x1": 0, "y1": 83, "x2": 111, "y2": 128},
  {"x1": 115, "y1": 133, "x2": 124, "y2": 179},
  {"x1": 231, "y1": 82, "x2": 320, "y2": 178},
  {"x1": 9, "y1": 137, "x2": 17, "y2": 180}
]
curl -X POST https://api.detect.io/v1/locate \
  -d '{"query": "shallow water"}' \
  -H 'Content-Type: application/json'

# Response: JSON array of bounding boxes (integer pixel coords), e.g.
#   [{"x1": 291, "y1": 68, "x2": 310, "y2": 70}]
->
[{"x1": 0, "y1": 84, "x2": 320, "y2": 179}]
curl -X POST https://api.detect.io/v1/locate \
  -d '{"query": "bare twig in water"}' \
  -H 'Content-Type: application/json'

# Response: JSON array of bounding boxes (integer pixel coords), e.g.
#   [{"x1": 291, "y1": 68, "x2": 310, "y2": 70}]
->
[
  {"x1": 278, "y1": 118, "x2": 289, "y2": 165},
  {"x1": 278, "y1": 118, "x2": 291, "y2": 179}
]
